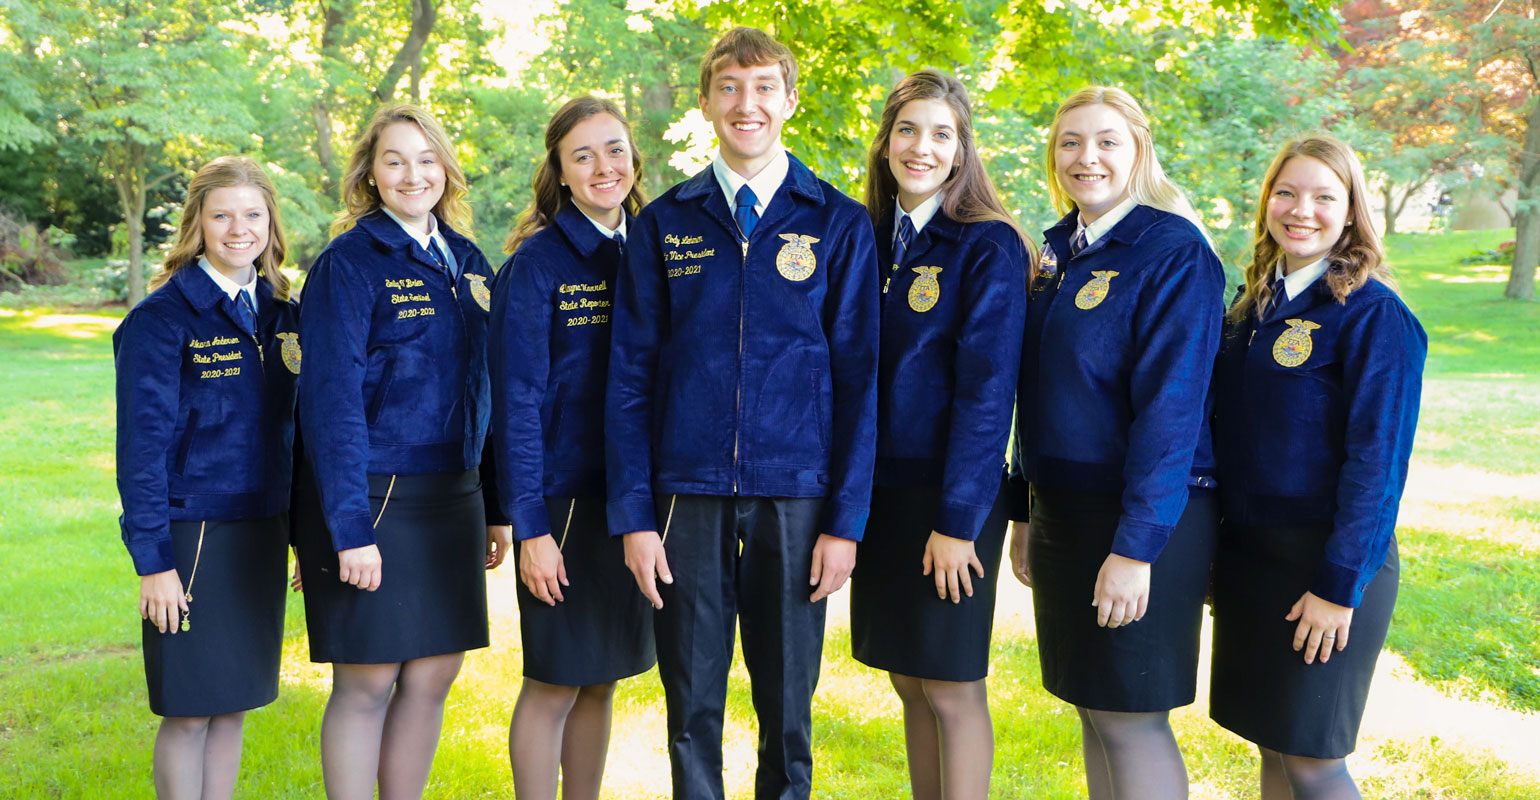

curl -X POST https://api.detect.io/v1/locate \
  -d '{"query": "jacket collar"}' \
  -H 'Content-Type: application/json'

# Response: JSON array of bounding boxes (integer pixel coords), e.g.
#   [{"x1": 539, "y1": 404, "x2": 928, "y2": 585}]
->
[
  {"x1": 170, "y1": 260, "x2": 229, "y2": 311},
  {"x1": 554, "y1": 201, "x2": 629, "y2": 259},
  {"x1": 874, "y1": 204, "x2": 964, "y2": 266},
  {"x1": 675, "y1": 151, "x2": 825, "y2": 207},
  {"x1": 1045, "y1": 203, "x2": 1168, "y2": 256},
  {"x1": 355, "y1": 208, "x2": 475, "y2": 266}
]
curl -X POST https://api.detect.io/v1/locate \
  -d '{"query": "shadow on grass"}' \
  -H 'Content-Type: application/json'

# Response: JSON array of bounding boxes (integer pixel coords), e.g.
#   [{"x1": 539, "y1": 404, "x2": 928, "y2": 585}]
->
[{"x1": 1390, "y1": 527, "x2": 1540, "y2": 711}]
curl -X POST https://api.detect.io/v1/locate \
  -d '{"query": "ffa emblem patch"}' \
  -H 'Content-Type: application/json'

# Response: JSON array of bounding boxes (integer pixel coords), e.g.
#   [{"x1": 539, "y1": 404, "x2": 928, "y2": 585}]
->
[
  {"x1": 465, "y1": 273, "x2": 492, "y2": 311},
  {"x1": 776, "y1": 234, "x2": 821, "y2": 282},
  {"x1": 277, "y1": 332, "x2": 301, "y2": 375},
  {"x1": 1272, "y1": 319, "x2": 1321, "y2": 367},
  {"x1": 908, "y1": 267, "x2": 943, "y2": 312},
  {"x1": 1075, "y1": 270, "x2": 1120, "y2": 309}
]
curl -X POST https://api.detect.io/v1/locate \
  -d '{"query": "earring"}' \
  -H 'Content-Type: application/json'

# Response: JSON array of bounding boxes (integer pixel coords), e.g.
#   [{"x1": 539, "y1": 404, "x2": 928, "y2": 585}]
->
[{"x1": 368, "y1": 177, "x2": 376, "y2": 187}]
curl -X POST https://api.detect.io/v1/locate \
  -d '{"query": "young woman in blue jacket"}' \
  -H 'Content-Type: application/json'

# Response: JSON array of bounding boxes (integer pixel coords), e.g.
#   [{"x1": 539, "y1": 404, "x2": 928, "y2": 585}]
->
[
  {"x1": 1006, "y1": 86, "x2": 1225, "y2": 800},
  {"x1": 114, "y1": 155, "x2": 299, "y2": 798},
  {"x1": 293, "y1": 103, "x2": 511, "y2": 799},
  {"x1": 491, "y1": 96, "x2": 656, "y2": 800},
  {"x1": 849, "y1": 69, "x2": 1030, "y2": 800},
  {"x1": 1209, "y1": 136, "x2": 1425, "y2": 800}
]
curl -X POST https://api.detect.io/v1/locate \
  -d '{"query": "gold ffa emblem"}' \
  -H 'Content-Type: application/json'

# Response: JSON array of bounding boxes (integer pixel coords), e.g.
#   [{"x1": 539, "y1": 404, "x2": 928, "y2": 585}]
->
[
  {"x1": 277, "y1": 332, "x2": 301, "y2": 374},
  {"x1": 1272, "y1": 319, "x2": 1321, "y2": 367},
  {"x1": 908, "y1": 267, "x2": 943, "y2": 312},
  {"x1": 465, "y1": 273, "x2": 492, "y2": 311},
  {"x1": 1075, "y1": 270, "x2": 1119, "y2": 309},
  {"x1": 776, "y1": 234, "x2": 821, "y2": 282}
]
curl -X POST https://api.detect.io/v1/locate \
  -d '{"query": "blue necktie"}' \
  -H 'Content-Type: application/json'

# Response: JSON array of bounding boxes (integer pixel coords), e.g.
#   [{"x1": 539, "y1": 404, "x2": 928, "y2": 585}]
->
[
  {"x1": 234, "y1": 290, "x2": 257, "y2": 338},
  {"x1": 1265, "y1": 276, "x2": 1288, "y2": 320},
  {"x1": 734, "y1": 184, "x2": 759, "y2": 239},
  {"x1": 886, "y1": 215, "x2": 916, "y2": 294},
  {"x1": 426, "y1": 237, "x2": 455, "y2": 279},
  {"x1": 612, "y1": 231, "x2": 625, "y2": 258},
  {"x1": 1070, "y1": 226, "x2": 1088, "y2": 257}
]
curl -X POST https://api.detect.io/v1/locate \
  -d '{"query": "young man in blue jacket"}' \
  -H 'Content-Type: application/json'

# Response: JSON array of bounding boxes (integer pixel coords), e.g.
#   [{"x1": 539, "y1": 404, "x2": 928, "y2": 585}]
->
[{"x1": 605, "y1": 26, "x2": 880, "y2": 800}]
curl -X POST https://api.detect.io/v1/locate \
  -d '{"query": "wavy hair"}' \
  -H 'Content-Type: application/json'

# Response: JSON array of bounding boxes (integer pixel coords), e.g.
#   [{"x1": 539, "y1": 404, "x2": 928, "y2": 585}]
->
[
  {"x1": 1230, "y1": 135, "x2": 1395, "y2": 323},
  {"x1": 503, "y1": 97, "x2": 647, "y2": 255},
  {"x1": 331, "y1": 103, "x2": 473, "y2": 239},
  {"x1": 1045, "y1": 86, "x2": 1209, "y2": 241},
  {"x1": 864, "y1": 69, "x2": 1033, "y2": 257},
  {"x1": 152, "y1": 155, "x2": 290, "y2": 299}
]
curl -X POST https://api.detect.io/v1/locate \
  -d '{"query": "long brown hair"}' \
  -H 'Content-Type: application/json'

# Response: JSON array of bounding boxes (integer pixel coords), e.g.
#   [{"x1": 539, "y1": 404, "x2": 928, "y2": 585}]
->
[
  {"x1": 1229, "y1": 136, "x2": 1395, "y2": 323},
  {"x1": 331, "y1": 103, "x2": 473, "y2": 239},
  {"x1": 864, "y1": 69, "x2": 1031, "y2": 254},
  {"x1": 152, "y1": 156, "x2": 291, "y2": 300},
  {"x1": 503, "y1": 97, "x2": 648, "y2": 255},
  {"x1": 1044, "y1": 86, "x2": 1209, "y2": 242}
]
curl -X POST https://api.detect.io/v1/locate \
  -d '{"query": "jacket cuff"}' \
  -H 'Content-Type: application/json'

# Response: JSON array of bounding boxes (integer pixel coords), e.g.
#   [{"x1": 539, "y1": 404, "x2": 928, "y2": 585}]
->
[
  {"x1": 1005, "y1": 474, "x2": 1032, "y2": 522},
  {"x1": 1308, "y1": 559, "x2": 1367, "y2": 609},
  {"x1": 128, "y1": 537, "x2": 176, "y2": 576},
  {"x1": 933, "y1": 500, "x2": 992, "y2": 542},
  {"x1": 607, "y1": 495, "x2": 658, "y2": 537},
  {"x1": 819, "y1": 501, "x2": 870, "y2": 542},
  {"x1": 510, "y1": 500, "x2": 554, "y2": 542},
  {"x1": 1110, "y1": 517, "x2": 1172, "y2": 564},
  {"x1": 329, "y1": 513, "x2": 378, "y2": 552}
]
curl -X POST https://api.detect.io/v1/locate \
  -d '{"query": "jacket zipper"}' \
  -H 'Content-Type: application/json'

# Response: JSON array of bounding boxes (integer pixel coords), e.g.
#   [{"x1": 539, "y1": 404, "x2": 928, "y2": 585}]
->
[{"x1": 734, "y1": 237, "x2": 747, "y2": 494}]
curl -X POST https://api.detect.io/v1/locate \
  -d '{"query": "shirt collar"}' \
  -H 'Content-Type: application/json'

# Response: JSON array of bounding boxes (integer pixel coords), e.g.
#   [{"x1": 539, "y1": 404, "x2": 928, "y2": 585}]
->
[
  {"x1": 894, "y1": 191, "x2": 943, "y2": 240},
  {"x1": 1075, "y1": 196, "x2": 1138, "y2": 248},
  {"x1": 381, "y1": 206, "x2": 448, "y2": 252},
  {"x1": 197, "y1": 255, "x2": 257, "y2": 304},
  {"x1": 574, "y1": 199, "x2": 627, "y2": 241},
  {"x1": 712, "y1": 148, "x2": 790, "y2": 218},
  {"x1": 1275, "y1": 257, "x2": 1330, "y2": 301}
]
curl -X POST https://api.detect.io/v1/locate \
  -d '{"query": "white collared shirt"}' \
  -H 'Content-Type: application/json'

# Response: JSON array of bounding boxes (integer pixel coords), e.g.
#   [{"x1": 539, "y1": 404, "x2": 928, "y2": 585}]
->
[
  {"x1": 1075, "y1": 196, "x2": 1139, "y2": 248},
  {"x1": 575, "y1": 199, "x2": 627, "y2": 242},
  {"x1": 1275, "y1": 257, "x2": 1329, "y2": 301},
  {"x1": 198, "y1": 255, "x2": 257, "y2": 308},
  {"x1": 712, "y1": 148, "x2": 790, "y2": 221},
  {"x1": 894, "y1": 192, "x2": 944, "y2": 241},
  {"x1": 381, "y1": 206, "x2": 457, "y2": 274}
]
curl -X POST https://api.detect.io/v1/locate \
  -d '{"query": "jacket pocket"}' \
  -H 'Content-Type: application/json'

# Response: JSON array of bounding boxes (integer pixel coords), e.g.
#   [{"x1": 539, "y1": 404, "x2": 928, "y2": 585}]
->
[
  {"x1": 367, "y1": 357, "x2": 397, "y2": 426},
  {"x1": 811, "y1": 368, "x2": 830, "y2": 452},
  {"x1": 173, "y1": 407, "x2": 202, "y2": 475}
]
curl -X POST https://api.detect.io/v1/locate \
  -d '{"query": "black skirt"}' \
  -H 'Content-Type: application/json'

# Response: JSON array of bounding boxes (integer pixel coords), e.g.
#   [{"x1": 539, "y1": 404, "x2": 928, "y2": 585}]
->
[
  {"x1": 514, "y1": 496, "x2": 656, "y2": 686},
  {"x1": 1209, "y1": 522, "x2": 1398, "y2": 758},
  {"x1": 850, "y1": 482, "x2": 1009, "y2": 682},
  {"x1": 142, "y1": 516, "x2": 287, "y2": 717},
  {"x1": 293, "y1": 468, "x2": 490, "y2": 664},
  {"x1": 1028, "y1": 485, "x2": 1218, "y2": 712}
]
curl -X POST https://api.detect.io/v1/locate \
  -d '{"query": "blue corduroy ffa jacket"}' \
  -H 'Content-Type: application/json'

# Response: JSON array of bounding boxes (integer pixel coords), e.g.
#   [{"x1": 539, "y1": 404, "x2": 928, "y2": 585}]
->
[
  {"x1": 1212, "y1": 274, "x2": 1426, "y2": 608},
  {"x1": 1009, "y1": 205, "x2": 1225, "y2": 563},
  {"x1": 490, "y1": 203, "x2": 627, "y2": 541},
  {"x1": 114, "y1": 265, "x2": 300, "y2": 575},
  {"x1": 605, "y1": 153, "x2": 880, "y2": 539},
  {"x1": 873, "y1": 210, "x2": 1028, "y2": 540},
  {"x1": 298, "y1": 210, "x2": 499, "y2": 552}
]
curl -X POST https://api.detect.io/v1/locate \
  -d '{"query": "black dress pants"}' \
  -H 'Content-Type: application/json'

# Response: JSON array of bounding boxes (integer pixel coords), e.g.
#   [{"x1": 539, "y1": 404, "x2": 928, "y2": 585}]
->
[{"x1": 652, "y1": 494, "x2": 826, "y2": 800}]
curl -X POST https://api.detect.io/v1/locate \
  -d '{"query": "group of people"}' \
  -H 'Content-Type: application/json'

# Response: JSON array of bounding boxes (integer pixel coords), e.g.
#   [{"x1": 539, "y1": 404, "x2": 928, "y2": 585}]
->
[{"x1": 114, "y1": 25, "x2": 1426, "y2": 800}]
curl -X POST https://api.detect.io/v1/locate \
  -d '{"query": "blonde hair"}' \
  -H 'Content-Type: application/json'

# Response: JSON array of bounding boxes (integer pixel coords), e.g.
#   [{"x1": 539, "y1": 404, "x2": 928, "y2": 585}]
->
[
  {"x1": 864, "y1": 69, "x2": 1033, "y2": 257},
  {"x1": 152, "y1": 156, "x2": 290, "y2": 300},
  {"x1": 331, "y1": 103, "x2": 473, "y2": 239},
  {"x1": 1230, "y1": 135, "x2": 1395, "y2": 323},
  {"x1": 1045, "y1": 87, "x2": 1209, "y2": 240},
  {"x1": 504, "y1": 97, "x2": 648, "y2": 255}
]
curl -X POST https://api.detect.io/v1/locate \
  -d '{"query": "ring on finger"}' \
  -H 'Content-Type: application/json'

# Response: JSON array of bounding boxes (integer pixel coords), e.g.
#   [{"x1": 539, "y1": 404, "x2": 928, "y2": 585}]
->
[{"x1": 1323, "y1": 633, "x2": 1337, "y2": 640}]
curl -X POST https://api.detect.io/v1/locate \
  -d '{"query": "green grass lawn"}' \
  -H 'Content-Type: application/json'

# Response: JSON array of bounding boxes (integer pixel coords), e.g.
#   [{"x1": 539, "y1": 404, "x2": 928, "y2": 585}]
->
[{"x1": 2, "y1": 231, "x2": 1537, "y2": 798}]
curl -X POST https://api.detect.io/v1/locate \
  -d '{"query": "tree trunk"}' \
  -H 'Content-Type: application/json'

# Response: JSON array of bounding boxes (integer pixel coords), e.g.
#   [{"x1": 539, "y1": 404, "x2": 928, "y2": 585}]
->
[
  {"x1": 374, "y1": 0, "x2": 437, "y2": 103},
  {"x1": 1382, "y1": 185, "x2": 1398, "y2": 236},
  {"x1": 1505, "y1": 95, "x2": 1540, "y2": 300},
  {"x1": 312, "y1": 0, "x2": 351, "y2": 199},
  {"x1": 110, "y1": 137, "x2": 149, "y2": 307}
]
